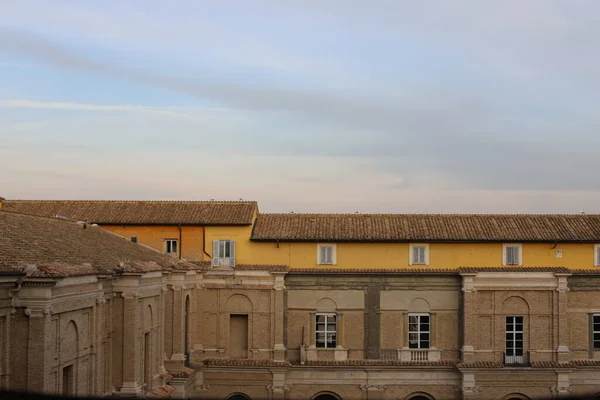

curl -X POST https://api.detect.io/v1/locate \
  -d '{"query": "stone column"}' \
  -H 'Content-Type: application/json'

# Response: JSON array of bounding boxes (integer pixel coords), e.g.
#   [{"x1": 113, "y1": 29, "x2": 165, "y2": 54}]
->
[
  {"x1": 272, "y1": 273, "x2": 286, "y2": 361},
  {"x1": 120, "y1": 292, "x2": 141, "y2": 395},
  {"x1": 556, "y1": 274, "x2": 571, "y2": 363},
  {"x1": 25, "y1": 307, "x2": 53, "y2": 393},
  {"x1": 460, "y1": 274, "x2": 477, "y2": 363}
]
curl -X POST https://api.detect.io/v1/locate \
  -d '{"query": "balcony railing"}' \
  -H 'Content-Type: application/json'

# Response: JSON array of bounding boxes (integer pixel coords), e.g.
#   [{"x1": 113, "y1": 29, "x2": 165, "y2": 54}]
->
[
  {"x1": 504, "y1": 351, "x2": 529, "y2": 366},
  {"x1": 379, "y1": 348, "x2": 441, "y2": 362}
]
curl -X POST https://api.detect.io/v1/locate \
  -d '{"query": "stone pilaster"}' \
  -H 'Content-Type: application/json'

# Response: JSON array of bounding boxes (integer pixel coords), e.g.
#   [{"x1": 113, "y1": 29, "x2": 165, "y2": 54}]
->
[
  {"x1": 168, "y1": 284, "x2": 185, "y2": 371},
  {"x1": 556, "y1": 274, "x2": 571, "y2": 363},
  {"x1": 120, "y1": 292, "x2": 142, "y2": 395},
  {"x1": 25, "y1": 307, "x2": 53, "y2": 393},
  {"x1": 460, "y1": 274, "x2": 477, "y2": 363},
  {"x1": 272, "y1": 273, "x2": 286, "y2": 361}
]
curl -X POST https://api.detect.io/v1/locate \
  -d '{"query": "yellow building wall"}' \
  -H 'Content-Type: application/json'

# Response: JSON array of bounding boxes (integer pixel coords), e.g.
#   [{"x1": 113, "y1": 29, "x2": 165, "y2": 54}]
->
[
  {"x1": 102, "y1": 225, "x2": 207, "y2": 260},
  {"x1": 101, "y1": 225, "x2": 599, "y2": 270}
]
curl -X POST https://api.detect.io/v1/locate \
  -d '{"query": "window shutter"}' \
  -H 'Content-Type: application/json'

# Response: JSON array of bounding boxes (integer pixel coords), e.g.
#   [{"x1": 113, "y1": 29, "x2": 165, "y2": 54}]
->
[
  {"x1": 212, "y1": 240, "x2": 219, "y2": 267},
  {"x1": 418, "y1": 247, "x2": 425, "y2": 264},
  {"x1": 230, "y1": 241, "x2": 236, "y2": 267},
  {"x1": 514, "y1": 246, "x2": 520, "y2": 265},
  {"x1": 506, "y1": 246, "x2": 515, "y2": 265},
  {"x1": 412, "y1": 246, "x2": 418, "y2": 265},
  {"x1": 596, "y1": 247, "x2": 600, "y2": 266},
  {"x1": 319, "y1": 246, "x2": 326, "y2": 265}
]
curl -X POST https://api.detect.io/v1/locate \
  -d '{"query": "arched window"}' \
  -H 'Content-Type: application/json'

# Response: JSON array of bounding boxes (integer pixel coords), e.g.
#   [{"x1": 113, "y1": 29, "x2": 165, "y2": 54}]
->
[
  {"x1": 311, "y1": 392, "x2": 342, "y2": 400},
  {"x1": 405, "y1": 392, "x2": 435, "y2": 400},
  {"x1": 226, "y1": 394, "x2": 251, "y2": 400},
  {"x1": 313, "y1": 395, "x2": 340, "y2": 400}
]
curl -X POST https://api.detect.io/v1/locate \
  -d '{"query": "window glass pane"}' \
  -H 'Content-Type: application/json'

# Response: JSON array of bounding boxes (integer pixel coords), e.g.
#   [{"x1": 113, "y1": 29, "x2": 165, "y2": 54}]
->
[
  {"x1": 327, "y1": 333, "x2": 336, "y2": 346},
  {"x1": 593, "y1": 323, "x2": 600, "y2": 331},
  {"x1": 218, "y1": 241, "x2": 224, "y2": 258},
  {"x1": 409, "y1": 333, "x2": 418, "y2": 343},
  {"x1": 316, "y1": 315, "x2": 326, "y2": 323},
  {"x1": 420, "y1": 315, "x2": 429, "y2": 324},
  {"x1": 409, "y1": 323, "x2": 418, "y2": 332},
  {"x1": 515, "y1": 316, "x2": 523, "y2": 324},
  {"x1": 515, "y1": 348, "x2": 523, "y2": 356},
  {"x1": 316, "y1": 323, "x2": 326, "y2": 331},
  {"x1": 420, "y1": 322, "x2": 429, "y2": 331},
  {"x1": 421, "y1": 341, "x2": 429, "y2": 349},
  {"x1": 327, "y1": 314, "x2": 336, "y2": 323},
  {"x1": 420, "y1": 333, "x2": 429, "y2": 341},
  {"x1": 593, "y1": 332, "x2": 600, "y2": 341},
  {"x1": 515, "y1": 333, "x2": 523, "y2": 341},
  {"x1": 506, "y1": 333, "x2": 513, "y2": 340},
  {"x1": 409, "y1": 315, "x2": 418, "y2": 324}
]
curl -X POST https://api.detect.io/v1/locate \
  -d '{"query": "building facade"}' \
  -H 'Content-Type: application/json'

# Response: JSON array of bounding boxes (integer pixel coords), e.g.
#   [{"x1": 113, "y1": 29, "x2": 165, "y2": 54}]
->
[{"x1": 1, "y1": 199, "x2": 600, "y2": 399}]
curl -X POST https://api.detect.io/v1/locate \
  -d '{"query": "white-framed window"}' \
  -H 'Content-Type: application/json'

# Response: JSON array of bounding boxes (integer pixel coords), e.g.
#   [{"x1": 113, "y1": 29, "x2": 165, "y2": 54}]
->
[
  {"x1": 594, "y1": 244, "x2": 600, "y2": 267},
  {"x1": 317, "y1": 244, "x2": 336, "y2": 265},
  {"x1": 165, "y1": 239, "x2": 178, "y2": 254},
  {"x1": 503, "y1": 243, "x2": 522, "y2": 266},
  {"x1": 212, "y1": 239, "x2": 236, "y2": 267},
  {"x1": 315, "y1": 313, "x2": 337, "y2": 348},
  {"x1": 593, "y1": 314, "x2": 600, "y2": 350},
  {"x1": 409, "y1": 244, "x2": 429, "y2": 265},
  {"x1": 505, "y1": 316, "x2": 524, "y2": 364},
  {"x1": 408, "y1": 313, "x2": 430, "y2": 349}
]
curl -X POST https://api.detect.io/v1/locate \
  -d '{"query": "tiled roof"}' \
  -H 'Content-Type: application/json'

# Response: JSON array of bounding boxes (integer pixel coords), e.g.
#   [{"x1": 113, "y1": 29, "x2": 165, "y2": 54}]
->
[
  {"x1": 2, "y1": 200, "x2": 257, "y2": 225},
  {"x1": 287, "y1": 266, "x2": 583, "y2": 275},
  {"x1": 458, "y1": 360, "x2": 600, "y2": 369},
  {"x1": 0, "y1": 210, "x2": 194, "y2": 276},
  {"x1": 251, "y1": 213, "x2": 600, "y2": 242},
  {"x1": 200, "y1": 359, "x2": 292, "y2": 367},
  {"x1": 458, "y1": 266, "x2": 572, "y2": 274},
  {"x1": 300, "y1": 360, "x2": 457, "y2": 367},
  {"x1": 288, "y1": 268, "x2": 457, "y2": 275}
]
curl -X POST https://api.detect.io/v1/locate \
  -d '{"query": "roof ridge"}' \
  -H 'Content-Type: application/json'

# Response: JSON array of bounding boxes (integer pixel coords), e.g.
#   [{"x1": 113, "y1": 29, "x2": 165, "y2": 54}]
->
[
  {"x1": 6, "y1": 199, "x2": 258, "y2": 203},
  {"x1": 0, "y1": 209, "x2": 78, "y2": 222},
  {"x1": 258, "y1": 212, "x2": 600, "y2": 217}
]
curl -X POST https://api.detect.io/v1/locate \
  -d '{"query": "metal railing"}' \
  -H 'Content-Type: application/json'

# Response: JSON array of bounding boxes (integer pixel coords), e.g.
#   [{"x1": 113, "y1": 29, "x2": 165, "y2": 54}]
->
[{"x1": 504, "y1": 351, "x2": 529, "y2": 366}]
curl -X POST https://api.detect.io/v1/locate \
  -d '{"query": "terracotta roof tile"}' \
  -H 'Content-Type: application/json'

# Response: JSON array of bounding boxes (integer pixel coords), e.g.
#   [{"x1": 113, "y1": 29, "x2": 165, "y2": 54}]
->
[
  {"x1": 288, "y1": 268, "x2": 456, "y2": 274},
  {"x1": 252, "y1": 213, "x2": 600, "y2": 242},
  {"x1": 458, "y1": 266, "x2": 572, "y2": 274},
  {"x1": 0, "y1": 210, "x2": 194, "y2": 276},
  {"x1": 201, "y1": 359, "x2": 292, "y2": 367},
  {"x1": 457, "y1": 361, "x2": 504, "y2": 369},
  {"x1": 300, "y1": 360, "x2": 457, "y2": 367},
  {"x1": 3, "y1": 200, "x2": 257, "y2": 225},
  {"x1": 570, "y1": 360, "x2": 600, "y2": 367}
]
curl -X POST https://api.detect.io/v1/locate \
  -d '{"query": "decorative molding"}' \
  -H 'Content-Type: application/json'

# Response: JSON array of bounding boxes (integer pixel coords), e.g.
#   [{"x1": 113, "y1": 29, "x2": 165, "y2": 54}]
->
[
  {"x1": 266, "y1": 384, "x2": 292, "y2": 393},
  {"x1": 24, "y1": 307, "x2": 52, "y2": 318},
  {"x1": 96, "y1": 297, "x2": 107, "y2": 305}
]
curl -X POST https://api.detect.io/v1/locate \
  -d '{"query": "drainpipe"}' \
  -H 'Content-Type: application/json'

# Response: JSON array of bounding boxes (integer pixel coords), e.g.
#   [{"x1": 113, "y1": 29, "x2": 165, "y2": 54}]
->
[
  {"x1": 178, "y1": 224, "x2": 182, "y2": 260},
  {"x1": 202, "y1": 226, "x2": 211, "y2": 260}
]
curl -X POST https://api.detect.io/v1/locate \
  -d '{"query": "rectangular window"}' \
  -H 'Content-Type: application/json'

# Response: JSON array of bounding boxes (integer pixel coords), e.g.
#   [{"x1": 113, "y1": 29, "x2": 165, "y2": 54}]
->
[
  {"x1": 505, "y1": 316, "x2": 524, "y2": 364},
  {"x1": 315, "y1": 313, "x2": 337, "y2": 348},
  {"x1": 317, "y1": 244, "x2": 336, "y2": 265},
  {"x1": 165, "y1": 239, "x2": 178, "y2": 254},
  {"x1": 410, "y1": 244, "x2": 428, "y2": 265},
  {"x1": 593, "y1": 314, "x2": 600, "y2": 350},
  {"x1": 595, "y1": 245, "x2": 600, "y2": 267},
  {"x1": 212, "y1": 240, "x2": 236, "y2": 267},
  {"x1": 503, "y1": 244, "x2": 522, "y2": 266},
  {"x1": 408, "y1": 313, "x2": 430, "y2": 349}
]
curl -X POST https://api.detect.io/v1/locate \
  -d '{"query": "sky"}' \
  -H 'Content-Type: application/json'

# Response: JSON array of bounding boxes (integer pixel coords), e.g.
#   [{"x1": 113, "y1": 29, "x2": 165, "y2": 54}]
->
[{"x1": 1, "y1": 0, "x2": 600, "y2": 213}]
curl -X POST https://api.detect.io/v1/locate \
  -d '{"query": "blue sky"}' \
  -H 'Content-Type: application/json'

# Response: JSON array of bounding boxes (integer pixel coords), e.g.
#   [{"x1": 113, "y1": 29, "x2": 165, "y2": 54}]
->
[{"x1": 2, "y1": 0, "x2": 600, "y2": 213}]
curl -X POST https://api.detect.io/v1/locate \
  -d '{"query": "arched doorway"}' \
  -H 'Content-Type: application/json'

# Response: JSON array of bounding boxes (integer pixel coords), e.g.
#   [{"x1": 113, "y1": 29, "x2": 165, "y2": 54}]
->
[
  {"x1": 226, "y1": 394, "x2": 251, "y2": 400},
  {"x1": 184, "y1": 296, "x2": 190, "y2": 367},
  {"x1": 311, "y1": 392, "x2": 342, "y2": 400}
]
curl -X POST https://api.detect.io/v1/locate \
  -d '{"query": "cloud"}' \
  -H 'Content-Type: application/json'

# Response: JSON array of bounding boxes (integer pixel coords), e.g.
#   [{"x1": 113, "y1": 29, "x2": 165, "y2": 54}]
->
[{"x1": 2, "y1": 2, "x2": 600, "y2": 207}]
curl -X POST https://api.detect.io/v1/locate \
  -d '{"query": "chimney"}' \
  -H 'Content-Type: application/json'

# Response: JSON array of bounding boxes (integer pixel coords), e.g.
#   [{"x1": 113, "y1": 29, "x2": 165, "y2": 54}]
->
[
  {"x1": 0, "y1": 197, "x2": 4, "y2": 209},
  {"x1": 75, "y1": 221, "x2": 87, "y2": 229}
]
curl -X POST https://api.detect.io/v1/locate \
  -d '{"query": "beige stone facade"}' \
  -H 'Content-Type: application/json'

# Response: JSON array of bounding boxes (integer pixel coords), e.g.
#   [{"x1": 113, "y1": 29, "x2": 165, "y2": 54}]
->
[{"x1": 3, "y1": 205, "x2": 600, "y2": 399}]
